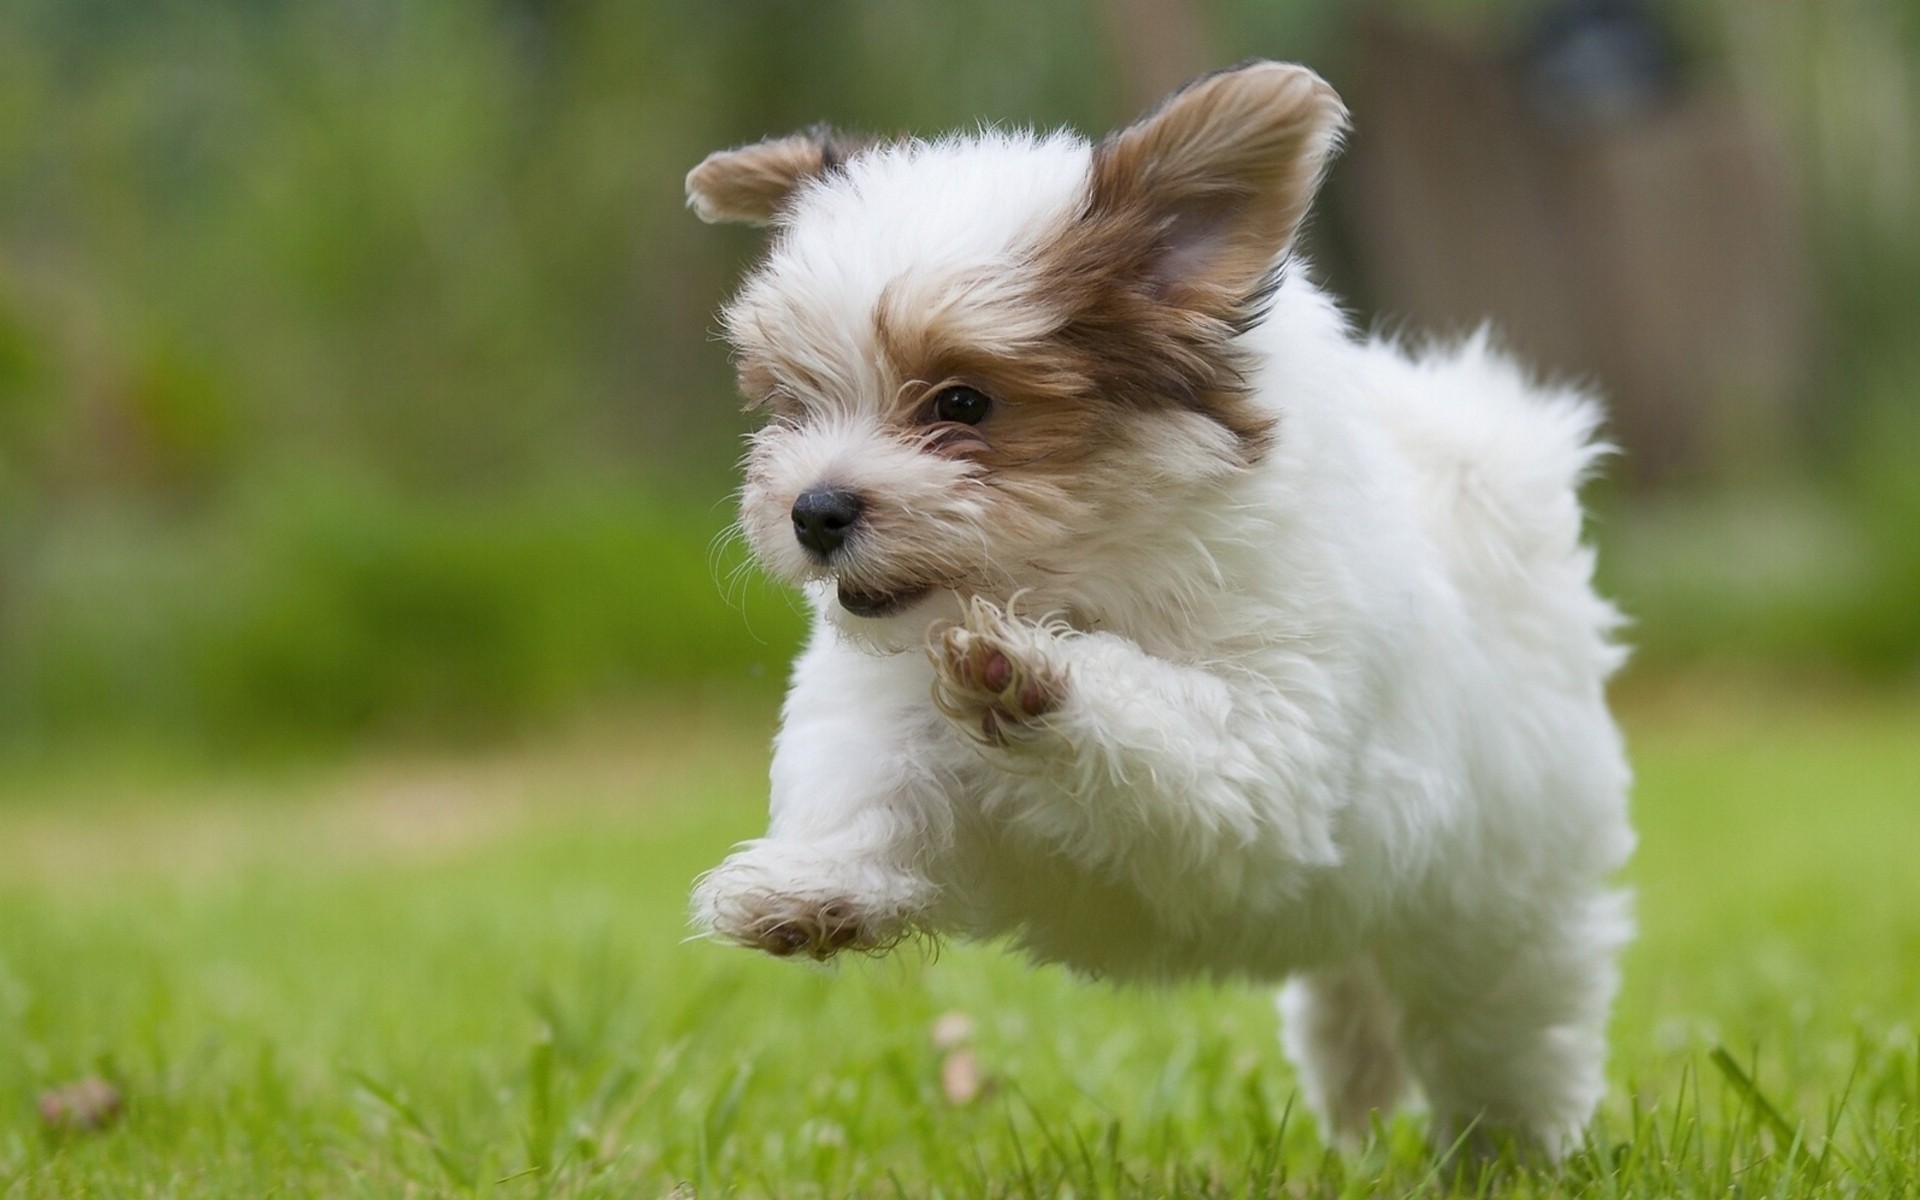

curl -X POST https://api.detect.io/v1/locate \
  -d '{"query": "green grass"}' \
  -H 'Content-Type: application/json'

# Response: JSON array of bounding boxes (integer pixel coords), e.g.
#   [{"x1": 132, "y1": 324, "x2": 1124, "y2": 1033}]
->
[{"x1": 1, "y1": 686, "x2": 1917, "y2": 1197}]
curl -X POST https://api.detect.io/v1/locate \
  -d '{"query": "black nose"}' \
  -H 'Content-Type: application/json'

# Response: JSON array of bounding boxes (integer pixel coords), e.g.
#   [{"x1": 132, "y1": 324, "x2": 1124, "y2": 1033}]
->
[{"x1": 791, "y1": 488, "x2": 863, "y2": 557}]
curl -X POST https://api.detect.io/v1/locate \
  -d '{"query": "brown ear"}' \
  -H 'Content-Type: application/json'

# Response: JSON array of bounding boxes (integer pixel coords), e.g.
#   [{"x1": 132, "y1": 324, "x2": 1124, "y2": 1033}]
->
[
  {"x1": 1089, "y1": 61, "x2": 1348, "y2": 316},
  {"x1": 685, "y1": 128, "x2": 857, "y2": 225}
]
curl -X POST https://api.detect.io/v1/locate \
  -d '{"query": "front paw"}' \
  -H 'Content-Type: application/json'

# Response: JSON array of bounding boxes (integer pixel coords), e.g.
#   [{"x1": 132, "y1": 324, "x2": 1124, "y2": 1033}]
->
[
  {"x1": 928, "y1": 598, "x2": 1066, "y2": 746},
  {"x1": 692, "y1": 851, "x2": 913, "y2": 962},
  {"x1": 715, "y1": 891, "x2": 878, "y2": 961}
]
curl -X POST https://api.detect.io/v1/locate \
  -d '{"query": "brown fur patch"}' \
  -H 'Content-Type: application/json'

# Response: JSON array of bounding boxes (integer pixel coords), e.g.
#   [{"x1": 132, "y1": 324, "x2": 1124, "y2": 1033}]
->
[
  {"x1": 1004, "y1": 61, "x2": 1349, "y2": 462},
  {"x1": 686, "y1": 126, "x2": 870, "y2": 226},
  {"x1": 1026, "y1": 213, "x2": 1278, "y2": 461},
  {"x1": 1090, "y1": 62, "x2": 1347, "y2": 313},
  {"x1": 873, "y1": 289, "x2": 1134, "y2": 476},
  {"x1": 867, "y1": 204, "x2": 1273, "y2": 471}
]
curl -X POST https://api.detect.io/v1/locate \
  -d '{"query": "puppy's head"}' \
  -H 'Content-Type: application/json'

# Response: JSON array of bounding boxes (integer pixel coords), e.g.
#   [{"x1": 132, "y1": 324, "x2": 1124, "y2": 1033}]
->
[{"x1": 689, "y1": 62, "x2": 1347, "y2": 644}]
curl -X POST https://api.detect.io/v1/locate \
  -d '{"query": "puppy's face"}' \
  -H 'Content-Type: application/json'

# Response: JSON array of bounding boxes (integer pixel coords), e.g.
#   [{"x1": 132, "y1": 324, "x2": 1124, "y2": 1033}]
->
[{"x1": 689, "y1": 63, "x2": 1346, "y2": 644}]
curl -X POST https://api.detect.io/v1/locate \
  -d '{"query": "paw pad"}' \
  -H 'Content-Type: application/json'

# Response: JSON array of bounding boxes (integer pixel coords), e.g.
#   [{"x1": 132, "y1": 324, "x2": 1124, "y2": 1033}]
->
[{"x1": 929, "y1": 602, "x2": 1064, "y2": 746}]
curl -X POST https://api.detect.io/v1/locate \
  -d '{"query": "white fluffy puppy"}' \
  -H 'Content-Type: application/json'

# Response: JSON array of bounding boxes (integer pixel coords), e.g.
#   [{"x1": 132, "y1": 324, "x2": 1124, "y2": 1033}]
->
[{"x1": 685, "y1": 61, "x2": 1633, "y2": 1159}]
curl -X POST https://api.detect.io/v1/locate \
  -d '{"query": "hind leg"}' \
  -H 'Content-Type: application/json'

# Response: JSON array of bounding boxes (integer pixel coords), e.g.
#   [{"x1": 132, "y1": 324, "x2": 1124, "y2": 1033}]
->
[
  {"x1": 1391, "y1": 889, "x2": 1631, "y2": 1160},
  {"x1": 1278, "y1": 957, "x2": 1410, "y2": 1146}
]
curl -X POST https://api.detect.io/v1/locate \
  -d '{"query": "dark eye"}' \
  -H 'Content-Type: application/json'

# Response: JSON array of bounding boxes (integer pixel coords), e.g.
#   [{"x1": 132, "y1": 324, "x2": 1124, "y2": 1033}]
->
[{"x1": 930, "y1": 385, "x2": 992, "y2": 426}]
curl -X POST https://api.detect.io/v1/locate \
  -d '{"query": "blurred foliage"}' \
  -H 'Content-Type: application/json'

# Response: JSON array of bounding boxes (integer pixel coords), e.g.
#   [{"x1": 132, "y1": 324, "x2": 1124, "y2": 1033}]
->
[
  {"x1": 0, "y1": 0, "x2": 1915, "y2": 757},
  {"x1": 0, "y1": 471, "x2": 804, "y2": 757},
  {"x1": 1597, "y1": 0, "x2": 1920, "y2": 678}
]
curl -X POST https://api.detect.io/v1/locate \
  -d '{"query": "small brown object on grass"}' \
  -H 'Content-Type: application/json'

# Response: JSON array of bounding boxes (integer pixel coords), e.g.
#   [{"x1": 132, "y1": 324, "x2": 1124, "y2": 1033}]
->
[
  {"x1": 38, "y1": 1077, "x2": 124, "y2": 1134},
  {"x1": 940, "y1": 1047, "x2": 987, "y2": 1106},
  {"x1": 929, "y1": 1011, "x2": 991, "y2": 1105}
]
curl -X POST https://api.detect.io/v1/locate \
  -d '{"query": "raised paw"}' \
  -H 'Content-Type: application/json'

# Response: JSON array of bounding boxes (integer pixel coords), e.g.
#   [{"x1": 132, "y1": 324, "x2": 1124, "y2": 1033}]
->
[
  {"x1": 928, "y1": 598, "x2": 1065, "y2": 746},
  {"x1": 704, "y1": 887, "x2": 898, "y2": 962}
]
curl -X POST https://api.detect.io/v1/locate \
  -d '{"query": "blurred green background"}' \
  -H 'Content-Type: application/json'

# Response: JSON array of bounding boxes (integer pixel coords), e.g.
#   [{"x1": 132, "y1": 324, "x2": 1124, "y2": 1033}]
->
[{"x1": 0, "y1": 0, "x2": 1915, "y2": 764}]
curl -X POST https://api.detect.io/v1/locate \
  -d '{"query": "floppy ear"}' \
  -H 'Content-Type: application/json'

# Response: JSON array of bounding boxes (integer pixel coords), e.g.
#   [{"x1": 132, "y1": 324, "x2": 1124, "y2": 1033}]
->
[
  {"x1": 1089, "y1": 61, "x2": 1348, "y2": 315},
  {"x1": 685, "y1": 128, "x2": 855, "y2": 225}
]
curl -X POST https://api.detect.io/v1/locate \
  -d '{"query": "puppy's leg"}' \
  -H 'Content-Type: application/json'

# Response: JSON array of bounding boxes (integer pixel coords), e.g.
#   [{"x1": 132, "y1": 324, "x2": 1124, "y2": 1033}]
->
[
  {"x1": 930, "y1": 599, "x2": 1344, "y2": 895},
  {"x1": 694, "y1": 634, "x2": 945, "y2": 961},
  {"x1": 1278, "y1": 958, "x2": 1408, "y2": 1147},
  {"x1": 1391, "y1": 888, "x2": 1630, "y2": 1160}
]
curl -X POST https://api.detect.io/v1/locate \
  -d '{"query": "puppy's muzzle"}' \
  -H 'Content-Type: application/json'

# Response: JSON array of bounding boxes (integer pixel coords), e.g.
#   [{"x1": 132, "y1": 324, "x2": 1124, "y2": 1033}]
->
[{"x1": 791, "y1": 487, "x2": 864, "y2": 559}]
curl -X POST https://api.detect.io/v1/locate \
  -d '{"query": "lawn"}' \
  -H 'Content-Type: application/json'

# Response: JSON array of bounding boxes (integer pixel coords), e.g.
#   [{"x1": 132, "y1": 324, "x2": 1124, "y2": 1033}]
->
[{"x1": 1, "y1": 683, "x2": 1916, "y2": 1197}]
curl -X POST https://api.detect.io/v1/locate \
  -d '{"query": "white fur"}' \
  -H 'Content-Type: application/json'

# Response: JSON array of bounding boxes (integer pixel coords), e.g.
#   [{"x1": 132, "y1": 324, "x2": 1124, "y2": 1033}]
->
[{"x1": 693, "y1": 120, "x2": 1633, "y2": 1160}]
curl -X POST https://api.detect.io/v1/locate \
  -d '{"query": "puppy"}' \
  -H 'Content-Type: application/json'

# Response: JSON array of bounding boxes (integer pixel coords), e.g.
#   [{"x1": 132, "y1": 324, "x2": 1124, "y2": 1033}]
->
[{"x1": 685, "y1": 61, "x2": 1633, "y2": 1160}]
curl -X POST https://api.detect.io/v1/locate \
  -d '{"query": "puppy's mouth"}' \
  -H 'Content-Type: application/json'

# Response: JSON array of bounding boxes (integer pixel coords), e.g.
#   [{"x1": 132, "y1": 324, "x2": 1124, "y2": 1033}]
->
[{"x1": 836, "y1": 581, "x2": 933, "y2": 618}]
